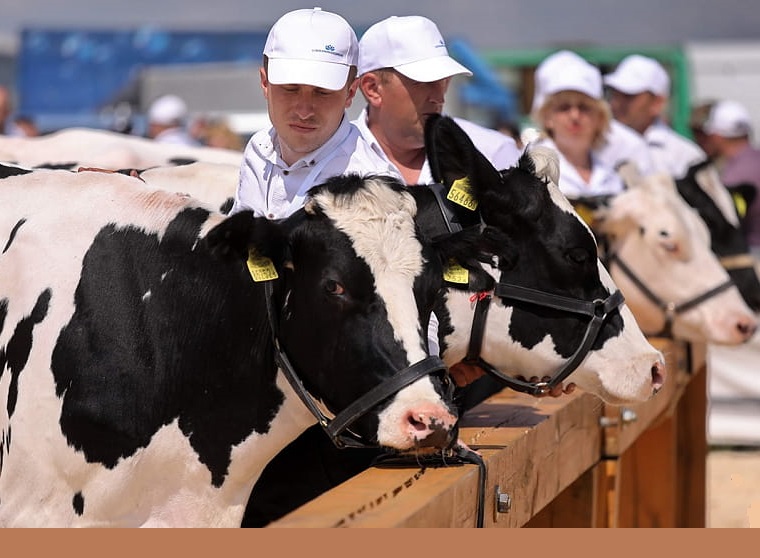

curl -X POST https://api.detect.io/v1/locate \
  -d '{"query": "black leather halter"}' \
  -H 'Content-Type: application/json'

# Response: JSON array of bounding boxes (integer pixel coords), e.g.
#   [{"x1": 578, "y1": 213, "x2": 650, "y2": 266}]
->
[
  {"x1": 462, "y1": 278, "x2": 625, "y2": 396},
  {"x1": 606, "y1": 252, "x2": 735, "y2": 338},
  {"x1": 263, "y1": 281, "x2": 453, "y2": 449}
]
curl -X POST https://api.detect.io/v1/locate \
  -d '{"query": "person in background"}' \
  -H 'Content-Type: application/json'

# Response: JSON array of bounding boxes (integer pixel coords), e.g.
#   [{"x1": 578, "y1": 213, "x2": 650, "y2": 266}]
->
[
  {"x1": 604, "y1": 54, "x2": 705, "y2": 179},
  {"x1": 13, "y1": 115, "x2": 39, "y2": 137},
  {"x1": 146, "y1": 94, "x2": 199, "y2": 146},
  {"x1": 527, "y1": 50, "x2": 655, "y2": 176},
  {"x1": 689, "y1": 100, "x2": 718, "y2": 158},
  {"x1": 229, "y1": 7, "x2": 390, "y2": 219},
  {"x1": 199, "y1": 118, "x2": 244, "y2": 151},
  {"x1": 0, "y1": 85, "x2": 12, "y2": 135},
  {"x1": 532, "y1": 55, "x2": 624, "y2": 199},
  {"x1": 702, "y1": 99, "x2": 760, "y2": 257}
]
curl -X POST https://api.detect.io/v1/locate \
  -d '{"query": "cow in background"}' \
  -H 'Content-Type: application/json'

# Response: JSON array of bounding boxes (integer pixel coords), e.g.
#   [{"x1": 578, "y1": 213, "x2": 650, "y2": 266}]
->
[
  {"x1": 675, "y1": 160, "x2": 760, "y2": 311},
  {"x1": 581, "y1": 165, "x2": 757, "y2": 344},
  {"x1": 0, "y1": 165, "x2": 488, "y2": 527},
  {"x1": 0, "y1": 127, "x2": 242, "y2": 170}
]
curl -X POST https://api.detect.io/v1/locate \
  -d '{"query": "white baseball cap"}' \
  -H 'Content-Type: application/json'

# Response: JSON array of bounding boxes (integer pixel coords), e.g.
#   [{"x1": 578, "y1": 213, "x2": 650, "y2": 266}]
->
[
  {"x1": 603, "y1": 54, "x2": 670, "y2": 97},
  {"x1": 532, "y1": 50, "x2": 588, "y2": 112},
  {"x1": 703, "y1": 99, "x2": 753, "y2": 138},
  {"x1": 540, "y1": 58, "x2": 603, "y2": 101},
  {"x1": 264, "y1": 7, "x2": 358, "y2": 91},
  {"x1": 358, "y1": 15, "x2": 472, "y2": 82},
  {"x1": 148, "y1": 94, "x2": 188, "y2": 125}
]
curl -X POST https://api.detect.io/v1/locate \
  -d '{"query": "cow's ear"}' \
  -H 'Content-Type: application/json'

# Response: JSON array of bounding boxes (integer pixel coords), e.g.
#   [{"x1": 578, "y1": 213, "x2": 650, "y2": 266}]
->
[
  {"x1": 424, "y1": 114, "x2": 501, "y2": 195},
  {"x1": 204, "y1": 211, "x2": 288, "y2": 264}
]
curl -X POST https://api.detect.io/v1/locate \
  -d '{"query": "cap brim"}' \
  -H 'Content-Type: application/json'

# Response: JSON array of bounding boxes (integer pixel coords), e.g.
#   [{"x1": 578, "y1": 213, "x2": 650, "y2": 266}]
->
[
  {"x1": 602, "y1": 73, "x2": 644, "y2": 95},
  {"x1": 267, "y1": 59, "x2": 350, "y2": 91},
  {"x1": 394, "y1": 56, "x2": 472, "y2": 82}
]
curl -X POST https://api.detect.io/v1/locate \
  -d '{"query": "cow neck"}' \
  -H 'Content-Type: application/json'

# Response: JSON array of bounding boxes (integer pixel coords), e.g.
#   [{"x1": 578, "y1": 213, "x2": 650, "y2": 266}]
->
[
  {"x1": 462, "y1": 274, "x2": 625, "y2": 397},
  {"x1": 262, "y1": 280, "x2": 452, "y2": 449},
  {"x1": 605, "y1": 252, "x2": 735, "y2": 338}
]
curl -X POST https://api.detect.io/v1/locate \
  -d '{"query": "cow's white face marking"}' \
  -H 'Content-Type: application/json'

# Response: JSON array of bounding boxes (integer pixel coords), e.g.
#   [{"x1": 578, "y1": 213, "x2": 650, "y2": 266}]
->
[{"x1": 311, "y1": 179, "x2": 427, "y2": 363}]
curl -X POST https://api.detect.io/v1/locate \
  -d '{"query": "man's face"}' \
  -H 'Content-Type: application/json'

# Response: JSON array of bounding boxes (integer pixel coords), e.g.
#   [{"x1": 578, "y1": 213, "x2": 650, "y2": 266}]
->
[
  {"x1": 374, "y1": 70, "x2": 451, "y2": 149},
  {"x1": 607, "y1": 88, "x2": 661, "y2": 134},
  {"x1": 261, "y1": 67, "x2": 358, "y2": 165}
]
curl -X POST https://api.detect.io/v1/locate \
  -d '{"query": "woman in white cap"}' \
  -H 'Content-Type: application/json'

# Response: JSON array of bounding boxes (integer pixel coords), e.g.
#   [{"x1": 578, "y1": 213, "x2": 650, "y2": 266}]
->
[{"x1": 532, "y1": 56, "x2": 624, "y2": 199}]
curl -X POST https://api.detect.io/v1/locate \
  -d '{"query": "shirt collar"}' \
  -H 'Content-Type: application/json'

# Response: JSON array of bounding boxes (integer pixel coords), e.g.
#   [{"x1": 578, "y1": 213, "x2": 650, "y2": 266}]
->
[{"x1": 256, "y1": 113, "x2": 352, "y2": 170}]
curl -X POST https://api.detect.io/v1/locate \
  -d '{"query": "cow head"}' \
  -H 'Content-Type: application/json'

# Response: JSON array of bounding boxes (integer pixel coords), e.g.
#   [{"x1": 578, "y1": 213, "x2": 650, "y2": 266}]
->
[
  {"x1": 597, "y1": 165, "x2": 757, "y2": 344},
  {"x1": 676, "y1": 160, "x2": 760, "y2": 312},
  {"x1": 206, "y1": 175, "x2": 490, "y2": 452},
  {"x1": 415, "y1": 115, "x2": 665, "y2": 405}
]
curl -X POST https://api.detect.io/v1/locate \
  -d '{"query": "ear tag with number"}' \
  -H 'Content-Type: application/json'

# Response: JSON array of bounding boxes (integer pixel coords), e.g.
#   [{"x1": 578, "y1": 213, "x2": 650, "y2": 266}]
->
[
  {"x1": 246, "y1": 249, "x2": 279, "y2": 282},
  {"x1": 446, "y1": 177, "x2": 478, "y2": 211},
  {"x1": 732, "y1": 192, "x2": 748, "y2": 219},
  {"x1": 443, "y1": 260, "x2": 470, "y2": 284}
]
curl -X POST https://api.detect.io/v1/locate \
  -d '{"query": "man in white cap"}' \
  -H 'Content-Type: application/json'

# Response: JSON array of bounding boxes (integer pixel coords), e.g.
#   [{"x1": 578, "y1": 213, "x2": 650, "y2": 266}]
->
[
  {"x1": 603, "y1": 54, "x2": 705, "y2": 179},
  {"x1": 528, "y1": 50, "x2": 655, "y2": 177},
  {"x1": 147, "y1": 94, "x2": 199, "y2": 146},
  {"x1": 703, "y1": 99, "x2": 760, "y2": 254},
  {"x1": 230, "y1": 7, "x2": 389, "y2": 219},
  {"x1": 352, "y1": 15, "x2": 521, "y2": 187}
]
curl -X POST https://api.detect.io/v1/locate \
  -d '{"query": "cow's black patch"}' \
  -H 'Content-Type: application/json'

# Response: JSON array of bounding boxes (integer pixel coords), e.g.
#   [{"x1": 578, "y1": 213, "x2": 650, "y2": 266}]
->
[
  {"x1": 219, "y1": 198, "x2": 234, "y2": 215},
  {"x1": 0, "y1": 164, "x2": 32, "y2": 179},
  {"x1": 72, "y1": 492, "x2": 84, "y2": 516},
  {"x1": 3, "y1": 219, "x2": 26, "y2": 255},
  {"x1": 0, "y1": 298, "x2": 7, "y2": 337},
  {"x1": 51, "y1": 207, "x2": 282, "y2": 487},
  {"x1": 33, "y1": 162, "x2": 78, "y2": 171},
  {"x1": 167, "y1": 157, "x2": 197, "y2": 166},
  {"x1": 5, "y1": 289, "x2": 51, "y2": 418}
]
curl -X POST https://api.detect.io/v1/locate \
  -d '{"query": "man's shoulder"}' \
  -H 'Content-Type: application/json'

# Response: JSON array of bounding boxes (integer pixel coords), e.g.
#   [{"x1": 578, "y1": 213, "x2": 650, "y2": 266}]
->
[{"x1": 452, "y1": 117, "x2": 521, "y2": 168}]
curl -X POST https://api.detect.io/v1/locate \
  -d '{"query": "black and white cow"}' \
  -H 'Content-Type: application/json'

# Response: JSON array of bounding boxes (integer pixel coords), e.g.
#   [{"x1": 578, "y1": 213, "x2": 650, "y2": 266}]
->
[
  {"x1": 675, "y1": 160, "x2": 760, "y2": 312},
  {"x1": 242, "y1": 116, "x2": 668, "y2": 527},
  {"x1": 0, "y1": 164, "x2": 487, "y2": 527}
]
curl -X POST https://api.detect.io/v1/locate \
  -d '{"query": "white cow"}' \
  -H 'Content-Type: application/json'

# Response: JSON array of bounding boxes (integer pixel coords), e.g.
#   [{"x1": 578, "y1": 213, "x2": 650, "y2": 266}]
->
[
  {"x1": 0, "y1": 127, "x2": 242, "y2": 169},
  {"x1": 593, "y1": 168, "x2": 757, "y2": 344}
]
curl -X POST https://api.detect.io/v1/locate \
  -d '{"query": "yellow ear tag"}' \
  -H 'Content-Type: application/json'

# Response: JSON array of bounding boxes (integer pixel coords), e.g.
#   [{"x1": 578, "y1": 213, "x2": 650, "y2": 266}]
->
[
  {"x1": 574, "y1": 204, "x2": 595, "y2": 227},
  {"x1": 443, "y1": 260, "x2": 470, "y2": 284},
  {"x1": 732, "y1": 192, "x2": 748, "y2": 219},
  {"x1": 246, "y1": 249, "x2": 279, "y2": 282},
  {"x1": 446, "y1": 177, "x2": 478, "y2": 211}
]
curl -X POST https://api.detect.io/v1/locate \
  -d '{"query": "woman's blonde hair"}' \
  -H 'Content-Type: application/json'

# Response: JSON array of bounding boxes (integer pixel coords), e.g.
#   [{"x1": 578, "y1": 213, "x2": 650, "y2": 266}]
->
[{"x1": 533, "y1": 90, "x2": 612, "y2": 150}]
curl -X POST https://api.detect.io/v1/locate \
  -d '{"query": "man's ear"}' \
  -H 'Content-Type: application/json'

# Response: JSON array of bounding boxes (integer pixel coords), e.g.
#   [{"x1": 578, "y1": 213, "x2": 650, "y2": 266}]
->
[{"x1": 358, "y1": 72, "x2": 382, "y2": 107}]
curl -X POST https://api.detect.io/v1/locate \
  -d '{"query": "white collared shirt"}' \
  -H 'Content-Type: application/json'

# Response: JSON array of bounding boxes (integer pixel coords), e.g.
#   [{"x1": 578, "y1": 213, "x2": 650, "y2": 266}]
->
[
  {"x1": 535, "y1": 137, "x2": 625, "y2": 199},
  {"x1": 645, "y1": 120, "x2": 706, "y2": 179},
  {"x1": 231, "y1": 115, "x2": 394, "y2": 219},
  {"x1": 352, "y1": 108, "x2": 522, "y2": 185},
  {"x1": 597, "y1": 119, "x2": 656, "y2": 176}
]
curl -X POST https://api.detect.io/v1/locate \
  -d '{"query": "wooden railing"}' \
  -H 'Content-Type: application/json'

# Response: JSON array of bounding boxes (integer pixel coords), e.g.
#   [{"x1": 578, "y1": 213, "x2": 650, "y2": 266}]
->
[{"x1": 268, "y1": 338, "x2": 706, "y2": 528}]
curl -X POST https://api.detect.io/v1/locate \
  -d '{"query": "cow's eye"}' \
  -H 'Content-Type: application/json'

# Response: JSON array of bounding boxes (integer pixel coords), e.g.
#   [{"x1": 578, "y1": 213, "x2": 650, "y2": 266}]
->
[
  {"x1": 566, "y1": 247, "x2": 589, "y2": 265},
  {"x1": 324, "y1": 279, "x2": 345, "y2": 295}
]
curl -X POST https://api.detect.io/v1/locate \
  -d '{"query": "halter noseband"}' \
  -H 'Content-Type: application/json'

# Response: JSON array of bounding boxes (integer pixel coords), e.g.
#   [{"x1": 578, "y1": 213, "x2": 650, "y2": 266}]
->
[
  {"x1": 462, "y1": 280, "x2": 625, "y2": 396},
  {"x1": 264, "y1": 280, "x2": 453, "y2": 449}
]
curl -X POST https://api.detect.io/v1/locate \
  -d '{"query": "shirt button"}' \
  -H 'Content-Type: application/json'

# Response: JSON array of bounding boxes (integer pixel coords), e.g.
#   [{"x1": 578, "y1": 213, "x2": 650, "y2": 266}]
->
[
  {"x1": 283, "y1": 170, "x2": 289, "y2": 175},
  {"x1": 267, "y1": 213, "x2": 275, "y2": 219}
]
